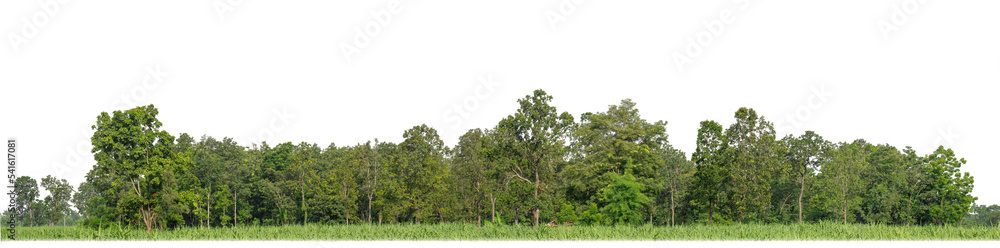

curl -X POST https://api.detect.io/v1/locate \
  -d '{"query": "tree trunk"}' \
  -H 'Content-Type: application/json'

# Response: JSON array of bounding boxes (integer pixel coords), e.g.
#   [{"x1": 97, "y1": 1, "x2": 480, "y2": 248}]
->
[
  {"x1": 533, "y1": 165, "x2": 540, "y2": 227},
  {"x1": 514, "y1": 205, "x2": 519, "y2": 225},
  {"x1": 842, "y1": 199, "x2": 848, "y2": 224},
  {"x1": 709, "y1": 201, "x2": 714, "y2": 226},
  {"x1": 141, "y1": 206, "x2": 155, "y2": 233},
  {"x1": 301, "y1": 171, "x2": 306, "y2": 226},
  {"x1": 367, "y1": 194, "x2": 373, "y2": 223},
  {"x1": 798, "y1": 174, "x2": 805, "y2": 223},
  {"x1": 670, "y1": 188, "x2": 676, "y2": 226},
  {"x1": 234, "y1": 189, "x2": 237, "y2": 227},
  {"x1": 207, "y1": 187, "x2": 212, "y2": 228},
  {"x1": 533, "y1": 209, "x2": 540, "y2": 227},
  {"x1": 490, "y1": 196, "x2": 497, "y2": 222}
]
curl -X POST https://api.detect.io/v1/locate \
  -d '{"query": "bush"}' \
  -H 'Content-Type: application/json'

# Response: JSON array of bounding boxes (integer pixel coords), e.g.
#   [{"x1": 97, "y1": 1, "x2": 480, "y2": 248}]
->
[
  {"x1": 598, "y1": 173, "x2": 649, "y2": 225},
  {"x1": 579, "y1": 203, "x2": 604, "y2": 226},
  {"x1": 557, "y1": 204, "x2": 578, "y2": 224}
]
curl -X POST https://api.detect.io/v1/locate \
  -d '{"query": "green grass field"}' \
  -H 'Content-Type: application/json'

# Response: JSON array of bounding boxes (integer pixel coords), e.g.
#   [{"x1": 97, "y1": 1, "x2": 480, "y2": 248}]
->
[{"x1": 2, "y1": 223, "x2": 998, "y2": 241}]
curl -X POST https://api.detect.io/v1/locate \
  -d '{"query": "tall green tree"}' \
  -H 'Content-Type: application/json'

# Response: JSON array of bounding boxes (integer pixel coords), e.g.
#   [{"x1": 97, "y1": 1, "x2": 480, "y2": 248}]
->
[
  {"x1": 496, "y1": 89, "x2": 574, "y2": 226},
  {"x1": 782, "y1": 131, "x2": 829, "y2": 223},
  {"x1": 813, "y1": 140, "x2": 869, "y2": 224},
  {"x1": 689, "y1": 120, "x2": 727, "y2": 226},
  {"x1": 355, "y1": 140, "x2": 381, "y2": 223},
  {"x1": 40, "y1": 175, "x2": 74, "y2": 226},
  {"x1": 12, "y1": 176, "x2": 39, "y2": 226},
  {"x1": 72, "y1": 181, "x2": 99, "y2": 221},
  {"x1": 858, "y1": 144, "x2": 913, "y2": 224},
  {"x1": 90, "y1": 104, "x2": 188, "y2": 233},
  {"x1": 190, "y1": 136, "x2": 243, "y2": 227},
  {"x1": 286, "y1": 142, "x2": 320, "y2": 225},
  {"x1": 399, "y1": 124, "x2": 450, "y2": 224},
  {"x1": 372, "y1": 141, "x2": 405, "y2": 224},
  {"x1": 563, "y1": 99, "x2": 668, "y2": 208},
  {"x1": 315, "y1": 143, "x2": 359, "y2": 224},
  {"x1": 722, "y1": 108, "x2": 779, "y2": 223},
  {"x1": 657, "y1": 145, "x2": 694, "y2": 226},
  {"x1": 919, "y1": 146, "x2": 976, "y2": 225},
  {"x1": 453, "y1": 128, "x2": 505, "y2": 225}
]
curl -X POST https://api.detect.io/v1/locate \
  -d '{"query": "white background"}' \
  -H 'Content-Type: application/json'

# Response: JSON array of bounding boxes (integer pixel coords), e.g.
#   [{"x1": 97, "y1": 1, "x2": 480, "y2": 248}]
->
[{"x1": 2, "y1": 0, "x2": 998, "y2": 215}]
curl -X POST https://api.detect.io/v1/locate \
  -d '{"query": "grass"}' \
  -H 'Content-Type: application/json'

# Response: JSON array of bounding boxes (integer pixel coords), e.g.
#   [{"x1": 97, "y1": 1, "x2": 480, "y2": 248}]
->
[{"x1": 2, "y1": 223, "x2": 998, "y2": 241}]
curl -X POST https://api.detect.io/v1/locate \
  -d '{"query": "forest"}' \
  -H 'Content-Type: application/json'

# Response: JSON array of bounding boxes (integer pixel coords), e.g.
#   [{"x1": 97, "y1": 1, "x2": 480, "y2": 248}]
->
[{"x1": 4, "y1": 89, "x2": 999, "y2": 234}]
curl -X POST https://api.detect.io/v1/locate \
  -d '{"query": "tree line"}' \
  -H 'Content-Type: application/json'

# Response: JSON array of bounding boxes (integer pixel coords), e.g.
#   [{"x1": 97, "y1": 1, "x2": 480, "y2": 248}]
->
[{"x1": 4, "y1": 89, "x2": 997, "y2": 232}]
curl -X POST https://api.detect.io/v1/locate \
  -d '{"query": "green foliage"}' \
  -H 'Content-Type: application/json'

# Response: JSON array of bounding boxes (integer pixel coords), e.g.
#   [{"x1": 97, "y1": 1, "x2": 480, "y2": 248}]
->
[
  {"x1": 578, "y1": 203, "x2": 604, "y2": 226},
  {"x1": 964, "y1": 204, "x2": 1000, "y2": 227},
  {"x1": 598, "y1": 173, "x2": 650, "y2": 225},
  {"x1": 13, "y1": 90, "x2": 980, "y2": 238},
  {"x1": 564, "y1": 99, "x2": 667, "y2": 203},
  {"x1": 690, "y1": 120, "x2": 728, "y2": 225},
  {"x1": 722, "y1": 107, "x2": 779, "y2": 224},
  {"x1": 12, "y1": 176, "x2": 40, "y2": 226},
  {"x1": 919, "y1": 146, "x2": 976, "y2": 225},
  {"x1": 657, "y1": 144, "x2": 695, "y2": 226},
  {"x1": 89, "y1": 104, "x2": 188, "y2": 233},
  {"x1": 782, "y1": 131, "x2": 830, "y2": 223},
  {"x1": 556, "y1": 204, "x2": 578, "y2": 224},
  {"x1": 494, "y1": 89, "x2": 574, "y2": 226},
  {"x1": 812, "y1": 140, "x2": 869, "y2": 224}
]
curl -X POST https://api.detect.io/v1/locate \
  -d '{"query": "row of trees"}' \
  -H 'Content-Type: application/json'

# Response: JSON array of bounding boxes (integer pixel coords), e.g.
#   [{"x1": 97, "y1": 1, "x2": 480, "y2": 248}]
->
[
  {"x1": 4, "y1": 89, "x2": 994, "y2": 232},
  {"x1": 6, "y1": 176, "x2": 75, "y2": 227},
  {"x1": 688, "y1": 109, "x2": 977, "y2": 226}
]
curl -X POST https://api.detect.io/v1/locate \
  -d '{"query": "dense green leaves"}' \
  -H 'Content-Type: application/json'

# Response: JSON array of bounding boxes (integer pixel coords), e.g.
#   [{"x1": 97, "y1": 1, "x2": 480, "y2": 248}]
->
[
  {"x1": 5, "y1": 91, "x2": 983, "y2": 232},
  {"x1": 12, "y1": 176, "x2": 40, "y2": 226},
  {"x1": 920, "y1": 146, "x2": 976, "y2": 225},
  {"x1": 598, "y1": 173, "x2": 650, "y2": 225},
  {"x1": 89, "y1": 104, "x2": 188, "y2": 233}
]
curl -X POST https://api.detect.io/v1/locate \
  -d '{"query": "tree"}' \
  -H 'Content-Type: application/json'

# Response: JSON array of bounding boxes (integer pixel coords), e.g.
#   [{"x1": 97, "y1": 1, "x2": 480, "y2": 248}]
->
[
  {"x1": 12, "y1": 176, "x2": 39, "y2": 226},
  {"x1": 814, "y1": 140, "x2": 869, "y2": 224},
  {"x1": 372, "y1": 141, "x2": 406, "y2": 224},
  {"x1": 858, "y1": 144, "x2": 913, "y2": 225},
  {"x1": 782, "y1": 131, "x2": 829, "y2": 223},
  {"x1": 497, "y1": 89, "x2": 574, "y2": 226},
  {"x1": 40, "y1": 175, "x2": 74, "y2": 226},
  {"x1": 189, "y1": 136, "x2": 243, "y2": 227},
  {"x1": 62, "y1": 89, "x2": 984, "y2": 229},
  {"x1": 564, "y1": 99, "x2": 669, "y2": 205},
  {"x1": 90, "y1": 104, "x2": 187, "y2": 233},
  {"x1": 689, "y1": 120, "x2": 727, "y2": 226},
  {"x1": 598, "y1": 173, "x2": 649, "y2": 225},
  {"x1": 399, "y1": 124, "x2": 450, "y2": 224},
  {"x1": 556, "y1": 203, "x2": 578, "y2": 224},
  {"x1": 286, "y1": 142, "x2": 320, "y2": 225},
  {"x1": 453, "y1": 129, "x2": 506, "y2": 225},
  {"x1": 316, "y1": 143, "x2": 359, "y2": 225},
  {"x1": 356, "y1": 140, "x2": 381, "y2": 223},
  {"x1": 722, "y1": 107, "x2": 779, "y2": 224},
  {"x1": 919, "y1": 146, "x2": 976, "y2": 225},
  {"x1": 964, "y1": 204, "x2": 1000, "y2": 227},
  {"x1": 578, "y1": 203, "x2": 604, "y2": 226},
  {"x1": 72, "y1": 181, "x2": 99, "y2": 220},
  {"x1": 657, "y1": 145, "x2": 694, "y2": 226}
]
